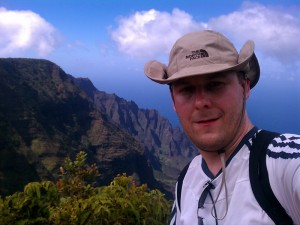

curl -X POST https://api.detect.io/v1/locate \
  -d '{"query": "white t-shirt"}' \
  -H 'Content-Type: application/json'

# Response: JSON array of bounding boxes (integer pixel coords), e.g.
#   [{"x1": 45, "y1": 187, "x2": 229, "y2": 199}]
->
[{"x1": 170, "y1": 128, "x2": 300, "y2": 225}]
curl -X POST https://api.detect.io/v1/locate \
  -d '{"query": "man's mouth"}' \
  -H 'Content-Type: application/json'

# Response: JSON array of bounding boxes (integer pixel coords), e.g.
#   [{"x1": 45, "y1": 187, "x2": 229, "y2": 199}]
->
[
  {"x1": 199, "y1": 118, "x2": 217, "y2": 123},
  {"x1": 194, "y1": 117, "x2": 219, "y2": 125}
]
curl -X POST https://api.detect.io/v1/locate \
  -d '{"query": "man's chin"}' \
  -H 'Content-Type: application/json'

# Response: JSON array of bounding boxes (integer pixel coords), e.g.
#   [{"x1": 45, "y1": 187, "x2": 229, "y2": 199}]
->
[{"x1": 192, "y1": 134, "x2": 226, "y2": 152}]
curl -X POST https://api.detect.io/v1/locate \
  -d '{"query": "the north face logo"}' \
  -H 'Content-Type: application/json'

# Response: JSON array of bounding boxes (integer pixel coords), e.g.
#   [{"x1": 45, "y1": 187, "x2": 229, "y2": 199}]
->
[{"x1": 186, "y1": 49, "x2": 209, "y2": 61}]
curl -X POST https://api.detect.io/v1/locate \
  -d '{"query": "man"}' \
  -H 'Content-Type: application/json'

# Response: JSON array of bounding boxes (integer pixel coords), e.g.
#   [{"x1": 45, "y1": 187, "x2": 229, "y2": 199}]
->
[{"x1": 144, "y1": 30, "x2": 300, "y2": 224}]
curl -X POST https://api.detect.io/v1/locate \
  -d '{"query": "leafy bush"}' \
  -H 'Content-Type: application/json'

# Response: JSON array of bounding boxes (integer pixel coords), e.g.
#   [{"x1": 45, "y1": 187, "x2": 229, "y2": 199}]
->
[
  {"x1": 57, "y1": 151, "x2": 100, "y2": 199},
  {"x1": 0, "y1": 151, "x2": 171, "y2": 225},
  {"x1": 0, "y1": 181, "x2": 59, "y2": 225}
]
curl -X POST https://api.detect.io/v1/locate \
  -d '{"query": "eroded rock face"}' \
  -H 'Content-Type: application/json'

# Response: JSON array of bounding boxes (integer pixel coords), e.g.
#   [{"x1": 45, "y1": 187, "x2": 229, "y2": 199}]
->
[
  {"x1": 77, "y1": 78, "x2": 197, "y2": 194},
  {"x1": 0, "y1": 58, "x2": 158, "y2": 196},
  {"x1": 0, "y1": 58, "x2": 197, "y2": 197}
]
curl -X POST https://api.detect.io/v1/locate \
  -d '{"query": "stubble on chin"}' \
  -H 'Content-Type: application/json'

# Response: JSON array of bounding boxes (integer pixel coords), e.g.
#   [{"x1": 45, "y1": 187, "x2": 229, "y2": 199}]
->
[{"x1": 189, "y1": 130, "x2": 227, "y2": 153}]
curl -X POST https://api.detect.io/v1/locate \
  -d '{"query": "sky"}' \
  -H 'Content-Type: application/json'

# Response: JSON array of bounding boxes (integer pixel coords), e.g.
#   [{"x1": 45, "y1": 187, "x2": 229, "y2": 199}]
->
[{"x1": 0, "y1": 0, "x2": 300, "y2": 134}]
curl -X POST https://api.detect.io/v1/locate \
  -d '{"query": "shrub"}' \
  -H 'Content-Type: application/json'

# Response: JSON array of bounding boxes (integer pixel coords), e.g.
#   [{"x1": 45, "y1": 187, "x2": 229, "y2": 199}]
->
[
  {"x1": 0, "y1": 181, "x2": 58, "y2": 225},
  {"x1": 0, "y1": 151, "x2": 171, "y2": 225},
  {"x1": 57, "y1": 151, "x2": 99, "y2": 199}
]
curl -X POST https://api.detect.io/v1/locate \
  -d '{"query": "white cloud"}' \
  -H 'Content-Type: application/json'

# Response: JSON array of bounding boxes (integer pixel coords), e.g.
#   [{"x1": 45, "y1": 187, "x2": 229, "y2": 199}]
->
[
  {"x1": 111, "y1": 3, "x2": 300, "y2": 68},
  {"x1": 111, "y1": 8, "x2": 204, "y2": 58},
  {"x1": 206, "y1": 2, "x2": 300, "y2": 79},
  {"x1": 110, "y1": 3, "x2": 300, "y2": 81},
  {"x1": 208, "y1": 2, "x2": 300, "y2": 64},
  {"x1": 0, "y1": 7, "x2": 60, "y2": 56}
]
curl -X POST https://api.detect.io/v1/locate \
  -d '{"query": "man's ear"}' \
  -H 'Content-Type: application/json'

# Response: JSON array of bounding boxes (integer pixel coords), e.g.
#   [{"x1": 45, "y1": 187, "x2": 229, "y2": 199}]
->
[
  {"x1": 243, "y1": 79, "x2": 251, "y2": 100},
  {"x1": 170, "y1": 90, "x2": 177, "y2": 112},
  {"x1": 173, "y1": 104, "x2": 177, "y2": 112}
]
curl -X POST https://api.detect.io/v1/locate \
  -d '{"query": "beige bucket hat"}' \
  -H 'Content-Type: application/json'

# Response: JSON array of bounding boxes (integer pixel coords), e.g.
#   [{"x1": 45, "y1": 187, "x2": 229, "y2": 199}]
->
[{"x1": 144, "y1": 30, "x2": 260, "y2": 88}]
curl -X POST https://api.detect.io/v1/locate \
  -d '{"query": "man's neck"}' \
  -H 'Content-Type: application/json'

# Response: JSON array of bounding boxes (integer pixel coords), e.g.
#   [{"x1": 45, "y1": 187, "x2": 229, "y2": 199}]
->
[{"x1": 201, "y1": 122, "x2": 254, "y2": 176}]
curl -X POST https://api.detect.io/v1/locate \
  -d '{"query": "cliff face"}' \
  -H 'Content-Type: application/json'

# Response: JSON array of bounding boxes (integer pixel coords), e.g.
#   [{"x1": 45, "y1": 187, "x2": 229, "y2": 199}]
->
[
  {"x1": 0, "y1": 58, "x2": 197, "y2": 197},
  {"x1": 0, "y1": 58, "x2": 160, "y2": 196},
  {"x1": 76, "y1": 79, "x2": 198, "y2": 193}
]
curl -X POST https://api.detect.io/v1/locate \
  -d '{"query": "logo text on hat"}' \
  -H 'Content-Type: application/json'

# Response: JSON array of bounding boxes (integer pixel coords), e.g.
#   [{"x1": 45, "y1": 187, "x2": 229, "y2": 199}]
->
[{"x1": 186, "y1": 49, "x2": 209, "y2": 61}]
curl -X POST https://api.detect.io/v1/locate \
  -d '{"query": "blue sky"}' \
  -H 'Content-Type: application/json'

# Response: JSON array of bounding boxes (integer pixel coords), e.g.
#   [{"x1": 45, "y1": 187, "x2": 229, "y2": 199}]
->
[{"x1": 1, "y1": 0, "x2": 300, "y2": 134}]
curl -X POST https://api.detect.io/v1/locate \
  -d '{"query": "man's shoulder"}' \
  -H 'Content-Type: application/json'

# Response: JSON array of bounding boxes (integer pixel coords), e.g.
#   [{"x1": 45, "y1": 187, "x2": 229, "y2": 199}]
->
[
  {"x1": 267, "y1": 133, "x2": 300, "y2": 159},
  {"x1": 274, "y1": 133, "x2": 300, "y2": 141}
]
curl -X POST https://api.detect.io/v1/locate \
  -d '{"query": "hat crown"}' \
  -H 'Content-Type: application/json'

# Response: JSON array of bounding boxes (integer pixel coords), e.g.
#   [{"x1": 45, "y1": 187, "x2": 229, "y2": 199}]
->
[{"x1": 168, "y1": 30, "x2": 239, "y2": 77}]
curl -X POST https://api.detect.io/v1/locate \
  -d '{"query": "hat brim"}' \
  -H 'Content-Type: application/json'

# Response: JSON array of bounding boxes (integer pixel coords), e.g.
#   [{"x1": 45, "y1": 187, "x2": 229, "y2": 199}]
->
[{"x1": 144, "y1": 41, "x2": 260, "y2": 89}]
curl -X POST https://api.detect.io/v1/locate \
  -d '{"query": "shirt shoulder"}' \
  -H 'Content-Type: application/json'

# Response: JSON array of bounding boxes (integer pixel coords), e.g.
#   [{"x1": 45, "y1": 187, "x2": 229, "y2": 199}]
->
[
  {"x1": 266, "y1": 133, "x2": 300, "y2": 223},
  {"x1": 267, "y1": 133, "x2": 300, "y2": 159}
]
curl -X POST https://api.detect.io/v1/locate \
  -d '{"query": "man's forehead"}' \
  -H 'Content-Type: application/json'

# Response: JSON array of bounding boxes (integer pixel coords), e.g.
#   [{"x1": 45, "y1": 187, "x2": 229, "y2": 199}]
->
[{"x1": 172, "y1": 71, "x2": 236, "y2": 85}]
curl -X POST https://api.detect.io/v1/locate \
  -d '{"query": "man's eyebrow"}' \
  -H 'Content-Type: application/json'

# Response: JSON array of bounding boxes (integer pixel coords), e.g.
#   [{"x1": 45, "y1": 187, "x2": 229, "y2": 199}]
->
[
  {"x1": 172, "y1": 79, "x2": 190, "y2": 86},
  {"x1": 206, "y1": 73, "x2": 233, "y2": 81},
  {"x1": 172, "y1": 73, "x2": 232, "y2": 86}
]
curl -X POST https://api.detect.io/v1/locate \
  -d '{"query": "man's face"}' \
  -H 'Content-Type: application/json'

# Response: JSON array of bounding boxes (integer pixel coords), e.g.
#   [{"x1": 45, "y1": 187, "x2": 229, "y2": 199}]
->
[{"x1": 171, "y1": 71, "x2": 250, "y2": 152}]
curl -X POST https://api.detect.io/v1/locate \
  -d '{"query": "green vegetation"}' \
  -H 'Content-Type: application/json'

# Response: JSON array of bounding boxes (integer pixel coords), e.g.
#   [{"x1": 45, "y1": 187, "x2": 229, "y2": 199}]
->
[{"x1": 0, "y1": 151, "x2": 171, "y2": 225}]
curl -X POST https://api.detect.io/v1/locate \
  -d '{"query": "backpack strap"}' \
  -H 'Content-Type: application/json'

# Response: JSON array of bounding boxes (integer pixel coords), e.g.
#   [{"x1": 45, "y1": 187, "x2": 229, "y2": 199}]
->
[
  {"x1": 249, "y1": 130, "x2": 293, "y2": 225},
  {"x1": 176, "y1": 161, "x2": 191, "y2": 212}
]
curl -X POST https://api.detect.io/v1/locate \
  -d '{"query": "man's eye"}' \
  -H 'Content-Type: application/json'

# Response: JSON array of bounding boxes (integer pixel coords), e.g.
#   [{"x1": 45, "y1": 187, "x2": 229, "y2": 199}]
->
[
  {"x1": 208, "y1": 81, "x2": 224, "y2": 89},
  {"x1": 179, "y1": 86, "x2": 195, "y2": 94}
]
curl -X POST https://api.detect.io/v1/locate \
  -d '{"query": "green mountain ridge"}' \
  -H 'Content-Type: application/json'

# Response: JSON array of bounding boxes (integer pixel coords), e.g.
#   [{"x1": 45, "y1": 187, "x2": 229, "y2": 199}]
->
[{"x1": 0, "y1": 58, "x2": 197, "y2": 198}]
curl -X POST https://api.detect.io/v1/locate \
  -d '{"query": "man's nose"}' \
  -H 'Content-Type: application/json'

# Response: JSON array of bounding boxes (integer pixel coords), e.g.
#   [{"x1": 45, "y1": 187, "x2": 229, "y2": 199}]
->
[{"x1": 194, "y1": 88, "x2": 212, "y2": 109}]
